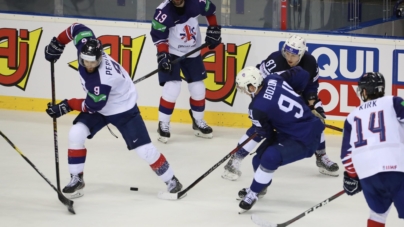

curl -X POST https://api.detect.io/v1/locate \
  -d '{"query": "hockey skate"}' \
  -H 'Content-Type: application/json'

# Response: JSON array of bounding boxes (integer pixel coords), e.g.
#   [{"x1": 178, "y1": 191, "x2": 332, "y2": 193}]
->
[
  {"x1": 157, "y1": 121, "x2": 170, "y2": 143},
  {"x1": 238, "y1": 189, "x2": 258, "y2": 214},
  {"x1": 222, "y1": 155, "x2": 242, "y2": 181},
  {"x1": 189, "y1": 109, "x2": 213, "y2": 139},
  {"x1": 166, "y1": 175, "x2": 183, "y2": 194},
  {"x1": 237, "y1": 186, "x2": 268, "y2": 200},
  {"x1": 316, "y1": 152, "x2": 339, "y2": 177},
  {"x1": 62, "y1": 173, "x2": 85, "y2": 199}
]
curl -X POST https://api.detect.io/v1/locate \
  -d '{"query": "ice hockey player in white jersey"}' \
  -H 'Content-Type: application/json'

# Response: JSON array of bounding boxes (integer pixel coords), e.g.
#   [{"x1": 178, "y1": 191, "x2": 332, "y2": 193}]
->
[
  {"x1": 341, "y1": 72, "x2": 404, "y2": 227},
  {"x1": 44, "y1": 23, "x2": 183, "y2": 199},
  {"x1": 150, "y1": 0, "x2": 222, "y2": 143}
]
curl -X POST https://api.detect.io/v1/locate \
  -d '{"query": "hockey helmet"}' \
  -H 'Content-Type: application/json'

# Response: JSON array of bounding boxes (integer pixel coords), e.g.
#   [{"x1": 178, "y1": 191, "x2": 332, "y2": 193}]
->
[
  {"x1": 282, "y1": 35, "x2": 306, "y2": 64},
  {"x1": 236, "y1": 66, "x2": 263, "y2": 96},
  {"x1": 357, "y1": 72, "x2": 385, "y2": 101},
  {"x1": 79, "y1": 38, "x2": 103, "y2": 69}
]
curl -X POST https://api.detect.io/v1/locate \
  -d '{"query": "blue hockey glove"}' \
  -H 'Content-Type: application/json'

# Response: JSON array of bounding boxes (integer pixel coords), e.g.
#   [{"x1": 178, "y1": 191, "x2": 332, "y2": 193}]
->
[
  {"x1": 44, "y1": 37, "x2": 65, "y2": 63},
  {"x1": 205, "y1": 26, "x2": 221, "y2": 50},
  {"x1": 343, "y1": 171, "x2": 362, "y2": 196},
  {"x1": 254, "y1": 126, "x2": 267, "y2": 139},
  {"x1": 46, "y1": 99, "x2": 72, "y2": 118},
  {"x1": 157, "y1": 52, "x2": 172, "y2": 73}
]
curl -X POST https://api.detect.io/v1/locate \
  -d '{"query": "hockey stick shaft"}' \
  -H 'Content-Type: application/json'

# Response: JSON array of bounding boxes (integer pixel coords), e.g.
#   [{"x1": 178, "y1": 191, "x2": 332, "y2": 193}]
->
[
  {"x1": 177, "y1": 133, "x2": 258, "y2": 198},
  {"x1": 133, "y1": 43, "x2": 209, "y2": 84},
  {"x1": 0, "y1": 130, "x2": 75, "y2": 214},
  {"x1": 50, "y1": 62, "x2": 61, "y2": 191},
  {"x1": 278, "y1": 190, "x2": 345, "y2": 227},
  {"x1": 325, "y1": 124, "x2": 343, "y2": 132}
]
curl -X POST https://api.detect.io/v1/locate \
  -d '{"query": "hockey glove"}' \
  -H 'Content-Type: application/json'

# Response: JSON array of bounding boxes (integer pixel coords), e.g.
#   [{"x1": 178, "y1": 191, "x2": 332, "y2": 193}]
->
[
  {"x1": 343, "y1": 171, "x2": 362, "y2": 196},
  {"x1": 46, "y1": 99, "x2": 72, "y2": 118},
  {"x1": 205, "y1": 26, "x2": 221, "y2": 50},
  {"x1": 157, "y1": 52, "x2": 172, "y2": 73},
  {"x1": 44, "y1": 37, "x2": 65, "y2": 63},
  {"x1": 310, "y1": 99, "x2": 326, "y2": 124}
]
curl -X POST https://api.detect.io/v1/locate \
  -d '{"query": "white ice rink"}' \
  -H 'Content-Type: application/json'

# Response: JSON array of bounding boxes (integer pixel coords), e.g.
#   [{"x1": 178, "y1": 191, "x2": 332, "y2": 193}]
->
[{"x1": 0, "y1": 110, "x2": 402, "y2": 227}]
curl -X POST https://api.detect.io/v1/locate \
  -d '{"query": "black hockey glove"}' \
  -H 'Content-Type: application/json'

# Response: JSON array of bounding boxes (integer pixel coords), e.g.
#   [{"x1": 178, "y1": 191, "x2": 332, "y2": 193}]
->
[
  {"x1": 157, "y1": 52, "x2": 172, "y2": 73},
  {"x1": 44, "y1": 37, "x2": 65, "y2": 63},
  {"x1": 46, "y1": 99, "x2": 72, "y2": 118},
  {"x1": 310, "y1": 99, "x2": 326, "y2": 124},
  {"x1": 205, "y1": 26, "x2": 221, "y2": 50},
  {"x1": 343, "y1": 171, "x2": 362, "y2": 196}
]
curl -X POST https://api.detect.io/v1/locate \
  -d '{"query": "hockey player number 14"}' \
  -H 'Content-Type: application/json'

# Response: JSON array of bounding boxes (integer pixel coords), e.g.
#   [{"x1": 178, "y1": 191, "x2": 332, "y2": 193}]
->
[{"x1": 353, "y1": 111, "x2": 386, "y2": 148}]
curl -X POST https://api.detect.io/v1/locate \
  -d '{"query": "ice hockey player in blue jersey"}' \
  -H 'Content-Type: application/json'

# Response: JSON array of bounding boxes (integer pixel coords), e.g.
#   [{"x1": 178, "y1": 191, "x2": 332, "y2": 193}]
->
[
  {"x1": 222, "y1": 35, "x2": 339, "y2": 181},
  {"x1": 150, "y1": 0, "x2": 221, "y2": 143},
  {"x1": 341, "y1": 72, "x2": 404, "y2": 227},
  {"x1": 234, "y1": 66, "x2": 324, "y2": 213},
  {"x1": 44, "y1": 23, "x2": 183, "y2": 199}
]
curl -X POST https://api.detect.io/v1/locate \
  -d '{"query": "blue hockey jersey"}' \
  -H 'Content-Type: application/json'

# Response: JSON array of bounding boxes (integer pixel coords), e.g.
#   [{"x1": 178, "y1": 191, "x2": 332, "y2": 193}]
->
[
  {"x1": 249, "y1": 67, "x2": 324, "y2": 147},
  {"x1": 257, "y1": 50, "x2": 319, "y2": 101}
]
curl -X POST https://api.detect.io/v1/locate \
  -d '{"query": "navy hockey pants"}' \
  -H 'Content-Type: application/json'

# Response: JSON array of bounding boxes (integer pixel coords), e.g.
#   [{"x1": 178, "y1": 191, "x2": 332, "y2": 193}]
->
[
  {"x1": 361, "y1": 172, "x2": 404, "y2": 218},
  {"x1": 73, "y1": 104, "x2": 151, "y2": 150}
]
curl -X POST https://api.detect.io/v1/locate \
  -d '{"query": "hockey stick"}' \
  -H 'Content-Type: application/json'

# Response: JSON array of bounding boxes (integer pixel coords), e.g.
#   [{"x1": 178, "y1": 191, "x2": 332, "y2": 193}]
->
[
  {"x1": 251, "y1": 190, "x2": 345, "y2": 227},
  {"x1": 158, "y1": 133, "x2": 258, "y2": 200},
  {"x1": 0, "y1": 130, "x2": 75, "y2": 214},
  {"x1": 133, "y1": 43, "x2": 209, "y2": 84},
  {"x1": 325, "y1": 124, "x2": 343, "y2": 132},
  {"x1": 50, "y1": 61, "x2": 61, "y2": 191}
]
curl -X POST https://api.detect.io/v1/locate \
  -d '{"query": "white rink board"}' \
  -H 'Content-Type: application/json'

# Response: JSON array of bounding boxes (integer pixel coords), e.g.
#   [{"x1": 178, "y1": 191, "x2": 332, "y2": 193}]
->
[{"x1": 1, "y1": 14, "x2": 404, "y2": 121}]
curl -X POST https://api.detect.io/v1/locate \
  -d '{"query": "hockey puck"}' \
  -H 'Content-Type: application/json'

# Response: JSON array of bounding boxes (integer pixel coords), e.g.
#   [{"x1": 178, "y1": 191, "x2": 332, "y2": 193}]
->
[{"x1": 130, "y1": 187, "x2": 138, "y2": 191}]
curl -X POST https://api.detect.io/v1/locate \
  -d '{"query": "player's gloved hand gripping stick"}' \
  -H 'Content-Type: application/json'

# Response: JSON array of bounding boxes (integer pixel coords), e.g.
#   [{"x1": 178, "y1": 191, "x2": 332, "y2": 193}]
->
[{"x1": 133, "y1": 43, "x2": 209, "y2": 84}]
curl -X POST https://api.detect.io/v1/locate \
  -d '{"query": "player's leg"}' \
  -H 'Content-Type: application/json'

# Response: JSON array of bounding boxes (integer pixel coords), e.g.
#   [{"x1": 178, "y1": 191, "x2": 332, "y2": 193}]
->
[
  {"x1": 111, "y1": 104, "x2": 183, "y2": 193},
  {"x1": 315, "y1": 131, "x2": 339, "y2": 176},
  {"x1": 391, "y1": 172, "x2": 404, "y2": 219},
  {"x1": 157, "y1": 57, "x2": 182, "y2": 143},
  {"x1": 237, "y1": 142, "x2": 272, "y2": 200},
  {"x1": 360, "y1": 172, "x2": 397, "y2": 227},
  {"x1": 222, "y1": 126, "x2": 263, "y2": 181},
  {"x1": 181, "y1": 56, "x2": 212, "y2": 138},
  {"x1": 63, "y1": 113, "x2": 107, "y2": 199},
  {"x1": 239, "y1": 131, "x2": 321, "y2": 212}
]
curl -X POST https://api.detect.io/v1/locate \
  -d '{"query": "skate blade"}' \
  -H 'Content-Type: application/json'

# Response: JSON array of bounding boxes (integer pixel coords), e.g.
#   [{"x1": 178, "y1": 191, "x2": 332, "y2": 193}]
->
[
  {"x1": 63, "y1": 189, "x2": 84, "y2": 199},
  {"x1": 319, "y1": 168, "x2": 339, "y2": 177},
  {"x1": 157, "y1": 190, "x2": 187, "y2": 200},
  {"x1": 221, "y1": 170, "x2": 240, "y2": 181},
  {"x1": 158, "y1": 136, "x2": 169, "y2": 144},
  {"x1": 193, "y1": 131, "x2": 213, "y2": 139}
]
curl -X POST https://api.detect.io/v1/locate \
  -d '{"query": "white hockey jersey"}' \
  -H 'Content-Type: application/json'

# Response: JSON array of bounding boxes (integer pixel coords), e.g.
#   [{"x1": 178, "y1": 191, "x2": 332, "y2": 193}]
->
[{"x1": 341, "y1": 96, "x2": 404, "y2": 179}]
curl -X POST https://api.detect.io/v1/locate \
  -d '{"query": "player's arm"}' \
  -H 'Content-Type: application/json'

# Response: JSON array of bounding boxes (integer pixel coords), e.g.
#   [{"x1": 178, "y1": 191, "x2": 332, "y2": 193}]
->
[
  {"x1": 340, "y1": 119, "x2": 357, "y2": 177},
  {"x1": 44, "y1": 23, "x2": 96, "y2": 63},
  {"x1": 199, "y1": 0, "x2": 221, "y2": 49},
  {"x1": 393, "y1": 96, "x2": 404, "y2": 121},
  {"x1": 248, "y1": 105, "x2": 273, "y2": 139},
  {"x1": 150, "y1": 8, "x2": 174, "y2": 73},
  {"x1": 256, "y1": 53, "x2": 278, "y2": 78},
  {"x1": 340, "y1": 119, "x2": 362, "y2": 196}
]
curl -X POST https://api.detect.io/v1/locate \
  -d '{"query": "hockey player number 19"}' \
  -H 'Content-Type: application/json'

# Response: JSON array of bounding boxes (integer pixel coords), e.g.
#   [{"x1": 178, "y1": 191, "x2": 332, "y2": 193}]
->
[
  {"x1": 278, "y1": 82, "x2": 303, "y2": 118},
  {"x1": 353, "y1": 111, "x2": 386, "y2": 148},
  {"x1": 155, "y1": 10, "x2": 167, "y2": 23}
]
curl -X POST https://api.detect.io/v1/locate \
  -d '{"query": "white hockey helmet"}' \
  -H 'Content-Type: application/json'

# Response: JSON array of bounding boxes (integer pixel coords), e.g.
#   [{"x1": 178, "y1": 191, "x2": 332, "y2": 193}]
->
[
  {"x1": 282, "y1": 35, "x2": 307, "y2": 62},
  {"x1": 236, "y1": 66, "x2": 263, "y2": 95}
]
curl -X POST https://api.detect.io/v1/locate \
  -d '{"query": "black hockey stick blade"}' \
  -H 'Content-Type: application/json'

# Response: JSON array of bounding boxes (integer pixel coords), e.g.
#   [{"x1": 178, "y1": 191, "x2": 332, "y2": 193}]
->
[
  {"x1": 251, "y1": 190, "x2": 345, "y2": 227},
  {"x1": 133, "y1": 43, "x2": 209, "y2": 84},
  {"x1": 157, "y1": 133, "x2": 258, "y2": 200},
  {"x1": 325, "y1": 124, "x2": 343, "y2": 132},
  {"x1": 0, "y1": 130, "x2": 76, "y2": 214}
]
